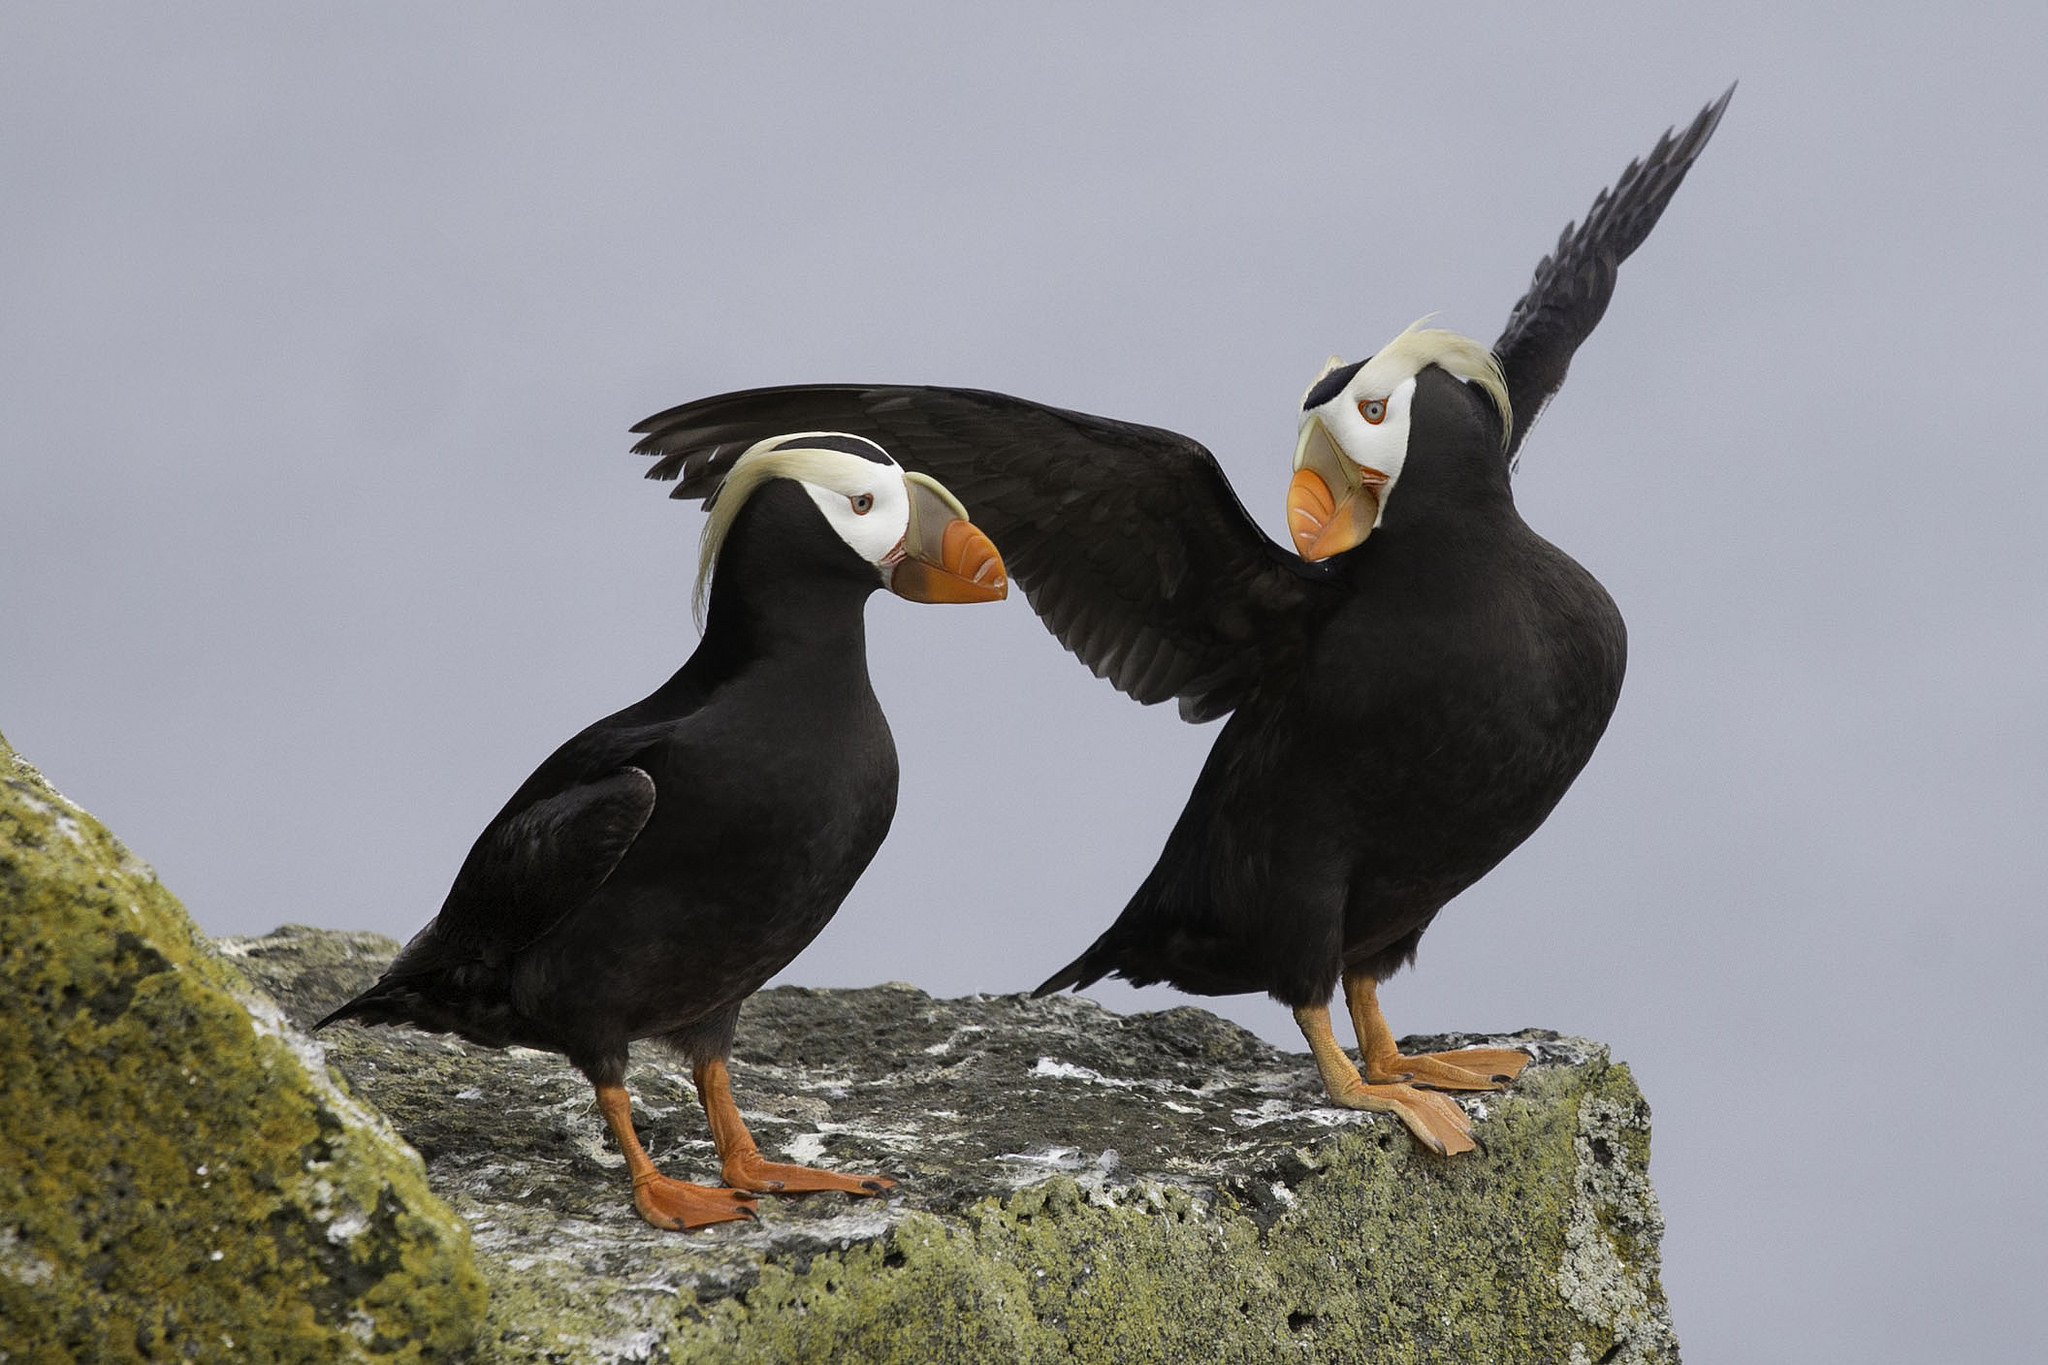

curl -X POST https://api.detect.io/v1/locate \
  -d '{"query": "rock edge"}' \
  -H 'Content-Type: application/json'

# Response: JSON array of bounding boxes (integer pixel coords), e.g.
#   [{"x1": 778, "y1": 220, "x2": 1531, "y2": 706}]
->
[{"x1": 249, "y1": 924, "x2": 1678, "y2": 1365}]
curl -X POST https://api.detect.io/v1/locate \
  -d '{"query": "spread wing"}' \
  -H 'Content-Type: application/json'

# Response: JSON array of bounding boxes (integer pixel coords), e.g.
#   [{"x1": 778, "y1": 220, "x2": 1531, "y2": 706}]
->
[
  {"x1": 632, "y1": 386, "x2": 1340, "y2": 721},
  {"x1": 1495, "y1": 83, "x2": 1734, "y2": 467}
]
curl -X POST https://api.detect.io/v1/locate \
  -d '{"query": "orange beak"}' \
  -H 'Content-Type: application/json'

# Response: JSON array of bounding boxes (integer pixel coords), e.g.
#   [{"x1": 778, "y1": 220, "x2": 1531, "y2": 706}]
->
[
  {"x1": 1286, "y1": 464, "x2": 1386, "y2": 561},
  {"x1": 886, "y1": 472, "x2": 1008, "y2": 603},
  {"x1": 889, "y1": 517, "x2": 1008, "y2": 603},
  {"x1": 1289, "y1": 412, "x2": 1390, "y2": 561}
]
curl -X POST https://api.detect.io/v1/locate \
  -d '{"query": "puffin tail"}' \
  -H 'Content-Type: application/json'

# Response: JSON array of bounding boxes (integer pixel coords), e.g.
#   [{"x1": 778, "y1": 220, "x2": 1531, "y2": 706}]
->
[
  {"x1": 311, "y1": 954, "x2": 529, "y2": 1049},
  {"x1": 311, "y1": 951, "x2": 453, "y2": 1031},
  {"x1": 1031, "y1": 941, "x2": 1114, "y2": 998},
  {"x1": 311, "y1": 982, "x2": 409, "y2": 1032}
]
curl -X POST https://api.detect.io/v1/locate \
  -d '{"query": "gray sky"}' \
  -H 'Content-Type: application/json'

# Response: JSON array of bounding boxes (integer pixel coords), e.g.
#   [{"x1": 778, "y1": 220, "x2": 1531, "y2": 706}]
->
[{"x1": 6, "y1": 5, "x2": 2043, "y2": 1360}]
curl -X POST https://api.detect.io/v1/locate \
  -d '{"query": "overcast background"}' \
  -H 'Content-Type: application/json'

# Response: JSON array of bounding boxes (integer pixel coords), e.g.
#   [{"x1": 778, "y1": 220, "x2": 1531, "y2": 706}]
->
[{"x1": 6, "y1": 5, "x2": 2043, "y2": 1360}]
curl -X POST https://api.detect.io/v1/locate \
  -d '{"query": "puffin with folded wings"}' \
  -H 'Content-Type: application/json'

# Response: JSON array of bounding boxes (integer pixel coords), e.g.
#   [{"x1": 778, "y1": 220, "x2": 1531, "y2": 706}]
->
[
  {"x1": 632, "y1": 89, "x2": 1730, "y2": 1154},
  {"x1": 318, "y1": 434, "x2": 1007, "y2": 1228}
]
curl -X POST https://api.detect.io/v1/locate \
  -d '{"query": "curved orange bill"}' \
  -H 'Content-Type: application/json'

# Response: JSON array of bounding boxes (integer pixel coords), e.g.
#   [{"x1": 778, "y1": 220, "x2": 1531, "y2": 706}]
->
[
  {"x1": 887, "y1": 472, "x2": 1009, "y2": 603},
  {"x1": 1289, "y1": 415, "x2": 1387, "y2": 561},
  {"x1": 1286, "y1": 466, "x2": 1381, "y2": 561}
]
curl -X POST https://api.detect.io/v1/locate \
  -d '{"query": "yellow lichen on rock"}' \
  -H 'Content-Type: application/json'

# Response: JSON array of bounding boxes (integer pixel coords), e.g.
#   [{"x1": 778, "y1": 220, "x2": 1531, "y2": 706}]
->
[{"x1": 0, "y1": 730, "x2": 485, "y2": 1363}]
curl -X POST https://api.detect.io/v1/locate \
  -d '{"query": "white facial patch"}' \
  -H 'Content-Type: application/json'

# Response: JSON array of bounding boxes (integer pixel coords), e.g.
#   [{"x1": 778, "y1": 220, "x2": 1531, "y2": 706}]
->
[
  {"x1": 1290, "y1": 323, "x2": 1511, "y2": 540},
  {"x1": 798, "y1": 462, "x2": 912, "y2": 566},
  {"x1": 1333, "y1": 371, "x2": 1419, "y2": 506},
  {"x1": 695, "y1": 436, "x2": 921, "y2": 624}
]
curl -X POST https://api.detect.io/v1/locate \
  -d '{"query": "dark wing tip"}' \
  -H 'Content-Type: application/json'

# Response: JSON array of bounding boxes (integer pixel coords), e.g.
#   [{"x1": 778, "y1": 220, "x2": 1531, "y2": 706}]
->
[
  {"x1": 1494, "y1": 84, "x2": 1735, "y2": 465},
  {"x1": 631, "y1": 406, "x2": 721, "y2": 496},
  {"x1": 640, "y1": 449, "x2": 691, "y2": 481},
  {"x1": 1697, "y1": 80, "x2": 1738, "y2": 150},
  {"x1": 628, "y1": 386, "x2": 902, "y2": 503}
]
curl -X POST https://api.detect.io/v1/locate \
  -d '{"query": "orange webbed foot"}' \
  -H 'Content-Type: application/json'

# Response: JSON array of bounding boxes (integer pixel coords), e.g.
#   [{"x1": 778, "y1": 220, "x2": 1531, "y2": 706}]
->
[
  {"x1": 1323, "y1": 1075, "x2": 1479, "y2": 1156},
  {"x1": 722, "y1": 1152, "x2": 896, "y2": 1197},
  {"x1": 1295, "y1": 1003, "x2": 1482, "y2": 1156},
  {"x1": 1364, "y1": 1046, "x2": 1531, "y2": 1091},
  {"x1": 693, "y1": 1057, "x2": 896, "y2": 1198},
  {"x1": 630, "y1": 1173, "x2": 758, "y2": 1231}
]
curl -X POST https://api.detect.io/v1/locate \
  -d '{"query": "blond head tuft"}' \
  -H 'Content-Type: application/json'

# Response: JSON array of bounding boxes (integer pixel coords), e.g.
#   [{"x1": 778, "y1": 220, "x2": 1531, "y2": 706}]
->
[
  {"x1": 1364, "y1": 319, "x2": 1512, "y2": 451},
  {"x1": 692, "y1": 434, "x2": 890, "y2": 626}
]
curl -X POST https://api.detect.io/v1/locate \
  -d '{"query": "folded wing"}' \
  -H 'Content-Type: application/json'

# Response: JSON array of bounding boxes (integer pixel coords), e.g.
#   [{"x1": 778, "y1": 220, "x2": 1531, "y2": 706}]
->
[{"x1": 433, "y1": 766, "x2": 658, "y2": 958}]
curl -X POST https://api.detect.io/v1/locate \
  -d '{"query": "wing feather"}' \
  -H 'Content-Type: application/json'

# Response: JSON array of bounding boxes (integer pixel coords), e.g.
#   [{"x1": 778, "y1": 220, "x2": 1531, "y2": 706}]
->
[
  {"x1": 430, "y1": 766, "x2": 657, "y2": 958},
  {"x1": 1495, "y1": 84, "x2": 1734, "y2": 466},
  {"x1": 632, "y1": 386, "x2": 1339, "y2": 719}
]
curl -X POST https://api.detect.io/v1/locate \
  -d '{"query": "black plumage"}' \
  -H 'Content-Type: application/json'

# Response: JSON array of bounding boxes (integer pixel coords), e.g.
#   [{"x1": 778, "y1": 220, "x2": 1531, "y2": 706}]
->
[
  {"x1": 629, "y1": 91, "x2": 1730, "y2": 1152},
  {"x1": 319, "y1": 445, "x2": 1005, "y2": 1226},
  {"x1": 1042, "y1": 361, "x2": 1626, "y2": 998}
]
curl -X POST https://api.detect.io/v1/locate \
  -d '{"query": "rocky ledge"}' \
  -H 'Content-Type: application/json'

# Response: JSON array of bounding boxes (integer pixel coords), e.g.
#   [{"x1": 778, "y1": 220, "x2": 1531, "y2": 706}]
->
[
  {"x1": 3, "y1": 723, "x2": 1677, "y2": 1363},
  {"x1": 240, "y1": 927, "x2": 1676, "y2": 1364}
]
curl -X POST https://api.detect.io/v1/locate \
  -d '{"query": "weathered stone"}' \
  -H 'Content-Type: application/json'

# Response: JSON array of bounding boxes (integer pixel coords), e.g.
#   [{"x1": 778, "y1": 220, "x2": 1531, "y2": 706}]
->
[
  {"x1": 0, "y1": 720, "x2": 1677, "y2": 1363},
  {"x1": 0, "y1": 731, "x2": 486, "y2": 1363},
  {"x1": 240, "y1": 925, "x2": 1679, "y2": 1364}
]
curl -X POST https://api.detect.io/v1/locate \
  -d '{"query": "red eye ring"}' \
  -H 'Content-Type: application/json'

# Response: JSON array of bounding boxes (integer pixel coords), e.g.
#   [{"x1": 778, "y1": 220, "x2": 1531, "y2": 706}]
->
[
  {"x1": 1358, "y1": 398, "x2": 1387, "y2": 425},
  {"x1": 850, "y1": 493, "x2": 874, "y2": 515}
]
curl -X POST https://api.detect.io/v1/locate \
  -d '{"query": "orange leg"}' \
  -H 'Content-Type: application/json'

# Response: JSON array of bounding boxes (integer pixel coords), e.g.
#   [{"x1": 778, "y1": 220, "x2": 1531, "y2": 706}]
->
[
  {"x1": 693, "y1": 1057, "x2": 896, "y2": 1197},
  {"x1": 594, "y1": 1082, "x2": 757, "y2": 1231},
  {"x1": 1293, "y1": 1003, "x2": 1476, "y2": 1156},
  {"x1": 1342, "y1": 970, "x2": 1530, "y2": 1092}
]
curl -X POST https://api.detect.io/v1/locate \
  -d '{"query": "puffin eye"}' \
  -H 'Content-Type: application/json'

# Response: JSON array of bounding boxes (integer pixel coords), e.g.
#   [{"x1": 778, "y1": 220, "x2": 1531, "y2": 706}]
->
[
  {"x1": 1358, "y1": 398, "x2": 1387, "y2": 425},
  {"x1": 850, "y1": 493, "x2": 874, "y2": 515}
]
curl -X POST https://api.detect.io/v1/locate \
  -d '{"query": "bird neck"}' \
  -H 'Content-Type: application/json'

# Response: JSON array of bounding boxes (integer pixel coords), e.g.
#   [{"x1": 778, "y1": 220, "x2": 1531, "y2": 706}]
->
[
  {"x1": 1378, "y1": 470, "x2": 1521, "y2": 542},
  {"x1": 696, "y1": 570, "x2": 875, "y2": 673},
  {"x1": 686, "y1": 485, "x2": 880, "y2": 685},
  {"x1": 1340, "y1": 460, "x2": 1529, "y2": 596},
  {"x1": 1375, "y1": 365, "x2": 1523, "y2": 539}
]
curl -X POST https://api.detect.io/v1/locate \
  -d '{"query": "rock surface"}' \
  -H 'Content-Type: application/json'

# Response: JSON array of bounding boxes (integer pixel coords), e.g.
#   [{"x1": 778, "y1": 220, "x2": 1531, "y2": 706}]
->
[
  {"x1": 0, "y1": 723, "x2": 1679, "y2": 1364},
  {"x1": 242, "y1": 925, "x2": 1680, "y2": 1365},
  {"x1": 0, "y1": 732, "x2": 486, "y2": 1363}
]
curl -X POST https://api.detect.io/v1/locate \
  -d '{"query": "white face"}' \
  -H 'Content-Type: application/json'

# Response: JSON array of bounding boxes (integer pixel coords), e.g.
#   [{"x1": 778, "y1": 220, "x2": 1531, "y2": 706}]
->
[
  {"x1": 794, "y1": 454, "x2": 913, "y2": 567},
  {"x1": 1288, "y1": 325, "x2": 1511, "y2": 561},
  {"x1": 1323, "y1": 370, "x2": 1419, "y2": 522},
  {"x1": 695, "y1": 435, "x2": 1004, "y2": 621}
]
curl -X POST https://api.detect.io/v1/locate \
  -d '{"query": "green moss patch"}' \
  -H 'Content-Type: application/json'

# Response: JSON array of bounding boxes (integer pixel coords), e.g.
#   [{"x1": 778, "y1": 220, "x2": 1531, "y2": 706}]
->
[
  {"x1": 667, "y1": 1062, "x2": 1674, "y2": 1365},
  {"x1": 0, "y1": 731, "x2": 485, "y2": 1362}
]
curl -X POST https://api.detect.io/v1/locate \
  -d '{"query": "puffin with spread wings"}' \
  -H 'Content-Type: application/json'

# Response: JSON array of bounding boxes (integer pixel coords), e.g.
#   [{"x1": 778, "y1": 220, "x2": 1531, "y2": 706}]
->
[{"x1": 632, "y1": 90, "x2": 1730, "y2": 1154}]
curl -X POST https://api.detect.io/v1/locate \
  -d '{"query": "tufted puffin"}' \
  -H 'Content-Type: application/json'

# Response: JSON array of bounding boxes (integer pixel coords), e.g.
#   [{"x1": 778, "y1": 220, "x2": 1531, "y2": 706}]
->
[
  {"x1": 626, "y1": 90, "x2": 1730, "y2": 1155},
  {"x1": 317, "y1": 434, "x2": 1007, "y2": 1228}
]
